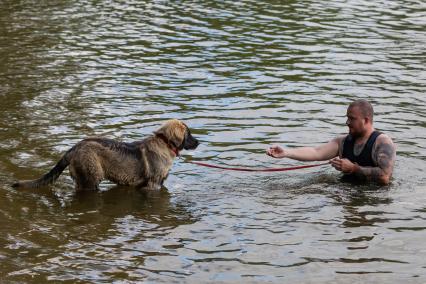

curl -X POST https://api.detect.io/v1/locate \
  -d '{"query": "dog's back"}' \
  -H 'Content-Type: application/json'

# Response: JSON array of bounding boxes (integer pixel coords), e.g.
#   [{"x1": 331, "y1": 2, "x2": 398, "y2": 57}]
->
[{"x1": 69, "y1": 138, "x2": 148, "y2": 190}]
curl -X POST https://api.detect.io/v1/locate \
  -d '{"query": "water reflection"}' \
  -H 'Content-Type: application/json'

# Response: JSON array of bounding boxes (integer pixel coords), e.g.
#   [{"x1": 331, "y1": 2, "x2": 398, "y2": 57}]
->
[
  {"x1": 335, "y1": 188, "x2": 393, "y2": 228},
  {"x1": 1, "y1": 183, "x2": 197, "y2": 282},
  {"x1": 65, "y1": 185, "x2": 196, "y2": 225}
]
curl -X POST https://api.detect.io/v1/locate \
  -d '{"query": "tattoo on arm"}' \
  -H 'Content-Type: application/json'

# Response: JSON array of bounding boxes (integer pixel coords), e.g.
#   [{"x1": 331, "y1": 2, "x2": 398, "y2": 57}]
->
[{"x1": 355, "y1": 141, "x2": 396, "y2": 184}]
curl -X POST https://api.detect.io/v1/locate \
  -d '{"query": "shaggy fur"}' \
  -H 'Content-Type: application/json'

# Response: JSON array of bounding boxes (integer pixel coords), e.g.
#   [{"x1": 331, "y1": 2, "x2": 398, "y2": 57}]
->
[{"x1": 12, "y1": 119, "x2": 199, "y2": 191}]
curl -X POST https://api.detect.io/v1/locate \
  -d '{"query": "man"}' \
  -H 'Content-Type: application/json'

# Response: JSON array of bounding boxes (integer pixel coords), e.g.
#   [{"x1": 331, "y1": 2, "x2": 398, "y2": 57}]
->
[{"x1": 266, "y1": 99, "x2": 396, "y2": 185}]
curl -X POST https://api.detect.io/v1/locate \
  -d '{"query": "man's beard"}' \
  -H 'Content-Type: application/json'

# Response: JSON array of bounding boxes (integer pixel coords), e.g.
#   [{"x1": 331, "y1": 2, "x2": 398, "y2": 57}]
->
[
  {"x1": 349, "y1": 127, "x2": 361, "y2": 138},
  {"x1": 349, "y1": 126, "x2": 368, "y2": 139}
]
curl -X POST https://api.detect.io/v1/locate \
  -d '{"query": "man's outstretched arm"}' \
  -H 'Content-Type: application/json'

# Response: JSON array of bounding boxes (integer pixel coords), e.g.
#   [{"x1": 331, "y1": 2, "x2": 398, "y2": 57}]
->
[
  {"x1": 330, "y1": 135, "x2": 396, "y2": 185},
  {"x1": 267, "y1": 137, "x2": 342, "y2": 161}
]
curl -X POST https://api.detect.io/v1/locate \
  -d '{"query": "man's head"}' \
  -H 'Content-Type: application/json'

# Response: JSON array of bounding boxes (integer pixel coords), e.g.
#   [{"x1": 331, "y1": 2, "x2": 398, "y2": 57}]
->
[{"x1": 346, "y1": 99, "x2": 374, "y2": 137}]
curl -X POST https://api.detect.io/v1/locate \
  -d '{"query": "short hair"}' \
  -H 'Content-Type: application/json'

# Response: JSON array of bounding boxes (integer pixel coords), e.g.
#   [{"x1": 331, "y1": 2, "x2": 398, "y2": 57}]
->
[{"x1": 349, "y1": 99, "x2": 374, "y2": 121}]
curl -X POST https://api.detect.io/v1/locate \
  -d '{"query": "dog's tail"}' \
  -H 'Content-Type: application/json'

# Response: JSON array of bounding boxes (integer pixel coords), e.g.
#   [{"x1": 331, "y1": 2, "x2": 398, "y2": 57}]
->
[{"x1": 12, "y1": 148, "x2": 73, "y2": 189}]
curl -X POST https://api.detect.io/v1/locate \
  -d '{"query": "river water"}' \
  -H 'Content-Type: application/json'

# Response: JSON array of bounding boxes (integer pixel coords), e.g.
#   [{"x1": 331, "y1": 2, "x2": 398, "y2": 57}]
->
[{"x1": 1, "y1": 0, "x2": 425, "y2": 283}]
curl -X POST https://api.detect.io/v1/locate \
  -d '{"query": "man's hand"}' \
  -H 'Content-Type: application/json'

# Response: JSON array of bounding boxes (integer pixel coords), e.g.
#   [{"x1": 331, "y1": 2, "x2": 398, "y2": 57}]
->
[
  {"x1": 266, "y1": 145, "x2": 286, "y2": 158},
  {"x1": 330, "y1": 157, "x2": 358, "y2": 173}
]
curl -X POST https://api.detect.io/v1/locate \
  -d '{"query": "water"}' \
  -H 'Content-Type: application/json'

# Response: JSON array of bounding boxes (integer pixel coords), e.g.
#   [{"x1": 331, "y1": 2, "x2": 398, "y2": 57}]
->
[{"x1": 1, "y1": 0, "x2": 425, "y2": 282}]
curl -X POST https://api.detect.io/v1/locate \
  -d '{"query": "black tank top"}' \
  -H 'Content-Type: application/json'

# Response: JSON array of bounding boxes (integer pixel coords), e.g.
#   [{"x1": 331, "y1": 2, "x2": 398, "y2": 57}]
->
[{"x1": 342, "y1": 131, "x2": 381, "y2": 167}]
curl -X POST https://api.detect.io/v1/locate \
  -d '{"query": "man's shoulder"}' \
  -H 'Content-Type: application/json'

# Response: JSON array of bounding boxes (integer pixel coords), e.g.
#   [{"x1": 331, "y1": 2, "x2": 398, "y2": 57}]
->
[
  {"x1": 376, "y1": 132, "x2": 394, "y2": 145},
  {"x1": 334, "y1": 134, "x2": 348, "y2": 141},
  {"x1": 334, "y1": 135, "x2": 348, "y2": 157},
  {"x1": 334, "y1": 134, "x2": 348, "y2": 145},
  {"x1": 372, "y1": 132, "x2": 396, "y2": 166},
  {"x1": 373, "y1": 132, "x2": 396, "y2": 159}
]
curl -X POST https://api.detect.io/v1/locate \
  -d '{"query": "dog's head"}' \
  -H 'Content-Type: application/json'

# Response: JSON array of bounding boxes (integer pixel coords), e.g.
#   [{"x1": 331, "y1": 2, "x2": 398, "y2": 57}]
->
[{"x1": 155, "y1": 119, "x2": 199, "y2": 154}]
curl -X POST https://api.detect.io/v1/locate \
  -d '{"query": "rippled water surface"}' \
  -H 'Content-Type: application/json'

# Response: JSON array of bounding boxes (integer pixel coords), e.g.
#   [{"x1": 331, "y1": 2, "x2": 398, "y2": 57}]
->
[{"x1": 1, "y1": 0, "x2": 425, "y2": 283}]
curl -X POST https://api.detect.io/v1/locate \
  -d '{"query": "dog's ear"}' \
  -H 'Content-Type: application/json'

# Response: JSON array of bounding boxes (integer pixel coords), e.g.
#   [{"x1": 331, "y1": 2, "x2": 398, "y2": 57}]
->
[{"x1": 155, "y1": 119, "x2": 187, "y2": 148}]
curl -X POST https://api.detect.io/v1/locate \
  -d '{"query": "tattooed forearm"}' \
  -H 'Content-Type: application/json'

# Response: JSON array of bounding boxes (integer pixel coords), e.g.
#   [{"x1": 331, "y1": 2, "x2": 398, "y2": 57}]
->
[
  {"x1": 354, "y1": 140, "x2": 396, "y2": 185},
  {"x1": 355, "y1": 167, "x2": 387, "y2": 184}
]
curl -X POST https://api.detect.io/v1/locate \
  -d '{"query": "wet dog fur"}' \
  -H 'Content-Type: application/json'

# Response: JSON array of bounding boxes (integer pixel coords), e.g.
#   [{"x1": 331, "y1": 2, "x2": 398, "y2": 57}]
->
[{"x1": 12, "y1": 119, "x2": 199, "y2": 191}]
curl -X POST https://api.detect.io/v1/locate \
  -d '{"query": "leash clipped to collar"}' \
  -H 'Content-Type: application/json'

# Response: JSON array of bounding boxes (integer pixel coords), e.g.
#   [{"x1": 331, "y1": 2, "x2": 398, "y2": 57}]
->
[
  {"x1": 189, "y1": 161, "x2": 330, "y2": 172},
  {"x1": 156, "y1": 133, "x2": 180, "y2": 156}
]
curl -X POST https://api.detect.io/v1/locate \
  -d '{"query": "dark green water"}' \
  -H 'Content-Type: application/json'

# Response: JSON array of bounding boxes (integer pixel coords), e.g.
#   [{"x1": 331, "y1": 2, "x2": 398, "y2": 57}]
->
[{"x1": 1, "y1": 1, "x2": 425, "y2": 283}]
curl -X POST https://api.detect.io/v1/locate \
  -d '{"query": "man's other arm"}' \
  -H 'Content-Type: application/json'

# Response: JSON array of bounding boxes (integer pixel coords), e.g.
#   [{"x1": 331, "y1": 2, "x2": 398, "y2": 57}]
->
[
  {"x1": 353, "y1": 135, "x2": 396, "y2": 185},
  {"x1": 331, "y1": 135, "x2": 396, "y2": 185}
]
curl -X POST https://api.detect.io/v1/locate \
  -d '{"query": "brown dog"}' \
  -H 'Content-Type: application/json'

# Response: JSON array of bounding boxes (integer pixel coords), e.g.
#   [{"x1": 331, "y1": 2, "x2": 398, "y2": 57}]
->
[{"x1": 13, "y1": 119, "x2": 199, "y2": 191}]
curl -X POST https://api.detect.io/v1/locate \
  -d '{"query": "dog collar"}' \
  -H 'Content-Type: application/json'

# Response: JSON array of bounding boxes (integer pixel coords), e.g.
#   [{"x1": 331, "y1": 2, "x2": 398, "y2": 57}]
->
[{"x1": 156, "y1": 134, "x2": 180, "y2": 157}]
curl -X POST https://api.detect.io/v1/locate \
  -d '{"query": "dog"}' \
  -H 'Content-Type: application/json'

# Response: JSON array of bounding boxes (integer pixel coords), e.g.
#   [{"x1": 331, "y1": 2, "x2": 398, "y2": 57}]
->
[{"x1": 12, "y1": 119, "x2": 199, "y2": 191}]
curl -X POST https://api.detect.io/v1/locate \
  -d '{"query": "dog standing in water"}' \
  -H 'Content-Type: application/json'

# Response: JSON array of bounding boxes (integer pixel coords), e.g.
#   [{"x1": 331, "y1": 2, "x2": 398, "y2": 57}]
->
[{"x1": 13, "y1": 119, "x2": 199, "y2": 191}]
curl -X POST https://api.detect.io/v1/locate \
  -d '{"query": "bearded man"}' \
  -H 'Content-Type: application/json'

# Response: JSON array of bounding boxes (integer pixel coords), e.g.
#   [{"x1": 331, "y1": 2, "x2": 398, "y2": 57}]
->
[{"x1": 266, "y1": 99, "x2": 396, "y2": 185}]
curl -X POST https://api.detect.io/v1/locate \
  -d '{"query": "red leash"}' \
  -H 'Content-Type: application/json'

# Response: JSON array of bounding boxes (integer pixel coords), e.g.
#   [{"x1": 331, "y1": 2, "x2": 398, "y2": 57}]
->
[{"x1": 189, "y1": 161, "x2": 330, "y2": 172}]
